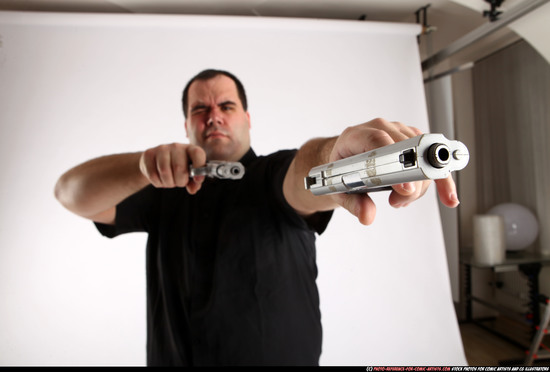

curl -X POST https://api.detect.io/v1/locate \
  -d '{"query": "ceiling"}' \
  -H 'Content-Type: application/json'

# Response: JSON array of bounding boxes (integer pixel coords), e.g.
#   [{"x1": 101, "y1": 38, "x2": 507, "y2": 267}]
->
[
  {"x1": 0, "y1": 0, "x2": 534, "y2": 70},
  {"x1": 0, "y1": 0, "x2": 479, "y2": 20},
  {"x1": 0, "y1": 0, "x2": 531, "y2": 24}
]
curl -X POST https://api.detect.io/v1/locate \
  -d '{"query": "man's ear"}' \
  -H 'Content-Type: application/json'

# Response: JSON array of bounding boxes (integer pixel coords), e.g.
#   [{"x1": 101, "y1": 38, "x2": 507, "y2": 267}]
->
[
  {"x1": 184, "y1": 119, "x2": 189, "y2": 138},
  {"x1": 246, "y1": 112, "x2": 251, "y2": 129}
]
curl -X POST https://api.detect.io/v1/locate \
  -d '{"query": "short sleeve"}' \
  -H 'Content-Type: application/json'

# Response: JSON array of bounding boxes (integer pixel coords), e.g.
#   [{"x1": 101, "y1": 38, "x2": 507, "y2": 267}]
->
[
  {"x1": 261, "y1": 150, "x2": 333, "y2": 235},
  {"x1": 95, "y1": 185, "x2": 160, "y2": 238}
]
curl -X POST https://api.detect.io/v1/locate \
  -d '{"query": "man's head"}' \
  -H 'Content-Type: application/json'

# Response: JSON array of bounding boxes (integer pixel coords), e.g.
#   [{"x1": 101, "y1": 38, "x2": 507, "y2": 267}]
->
[
  {"x1": 182, "y1": 70, "x2": 248, "y2": 117},
  {"x1": 183, "y1": 70, "x2": 251, "y2": 161}
]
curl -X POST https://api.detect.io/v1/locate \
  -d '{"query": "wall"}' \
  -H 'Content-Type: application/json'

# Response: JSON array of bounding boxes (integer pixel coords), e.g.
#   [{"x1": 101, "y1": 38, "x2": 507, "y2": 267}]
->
[
  {"x1": 449, "y1": 39, "x2": 550, "y2": 322},
  {"x1": 472, "y1": 39, "x2": 550, "y2": 311},
  {"x1": 473, "y1": 40, "x2": 550, "y2": 258}
]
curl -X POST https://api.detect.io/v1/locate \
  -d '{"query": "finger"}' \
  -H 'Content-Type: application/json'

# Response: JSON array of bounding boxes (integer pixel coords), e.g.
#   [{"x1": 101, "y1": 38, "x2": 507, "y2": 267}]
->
[
  {"x1": 408, "y1": 125, "x2": 423, "y2": 137},
  {"x1": 435, "y1": 175, "x2": 460, "y2": 208},
  {"x1": 186, "y1": 145, "x2": 207, "y2": 195},
  {"x1": 332, "y1": 193, "x2": 377, "y2": 225},
  {"x1": 332, "y1": 120, "x2": 420, "y2": 162},
  {"x1": 391, "y1": 181, "x2": 417, "y2": 198},
  {"x1": 188, "y1": 145, "x2": 207, "y2": 169},
  {"x1": 140, "y1": 149, "x2": 162, "y2": 188},
  {"x1": 391, "y1": 121, "x2": 423, "y2": 139},
  {"x1": 368, "y1": 118, "x2": 422, "y2": 142},
  {"x1": 156, "y1": 146, "x2": 175, "y2": 188},
  {"x1": 332, "y1": 126, "x2": 394, "y2": 161},
  {"x1": 171, "y1": 145, "x2": 189, "y2": 188},
  {"x1": 389, "y1": 180, "x2": 429, "y2": 207}
]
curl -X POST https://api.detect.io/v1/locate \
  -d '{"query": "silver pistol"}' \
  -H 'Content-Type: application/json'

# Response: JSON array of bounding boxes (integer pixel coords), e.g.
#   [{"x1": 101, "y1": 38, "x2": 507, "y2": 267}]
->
[
  {"x1": 305, "y1": 133, "x2": 469, "y2": 196},
  {"x1": 190, "y1": 161, "x2": 245, "y2": 180}
]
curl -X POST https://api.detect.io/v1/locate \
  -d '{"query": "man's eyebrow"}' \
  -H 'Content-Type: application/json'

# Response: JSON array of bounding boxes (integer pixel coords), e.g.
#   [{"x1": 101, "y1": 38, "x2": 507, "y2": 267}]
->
[
  {"x1": 218, "y1": 100, "x2": 237, "y2": 107},
  {"x1": 191, "y1": 101, "x2": 236, "y2": 112}
]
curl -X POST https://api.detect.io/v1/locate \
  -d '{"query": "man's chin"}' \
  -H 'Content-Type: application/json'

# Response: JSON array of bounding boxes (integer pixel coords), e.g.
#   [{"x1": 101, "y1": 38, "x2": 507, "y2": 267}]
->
[{"x1": 205, "y1": 146, "x2": 234, "y2": 161}]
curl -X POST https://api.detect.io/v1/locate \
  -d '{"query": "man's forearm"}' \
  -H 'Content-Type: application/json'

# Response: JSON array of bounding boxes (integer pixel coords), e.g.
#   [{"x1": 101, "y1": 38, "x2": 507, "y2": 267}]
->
[
  {"x1": 283, "y1": 137, "x2": 340, "y2": 216},
  {"x1": 54, "y1": 152, "x2": 149, "y2": 219}
]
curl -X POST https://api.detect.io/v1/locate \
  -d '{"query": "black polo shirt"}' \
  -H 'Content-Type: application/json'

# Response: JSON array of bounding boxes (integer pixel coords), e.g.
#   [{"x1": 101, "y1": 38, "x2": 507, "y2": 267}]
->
[{"x1": 95, "y1": 148, "x2": 333, "y2": 366}]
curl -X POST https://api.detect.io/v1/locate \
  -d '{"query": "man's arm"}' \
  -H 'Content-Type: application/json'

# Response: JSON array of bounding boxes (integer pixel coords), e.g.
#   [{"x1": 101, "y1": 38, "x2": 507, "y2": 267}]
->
[
  {"x1": 283, "y1": 136, "x2": 340, "y2": 217},
  {"x1": 283, "y1": 118, "x2": 460, "y2": 225},
  {"x1": 54, "y1": 144, "x2": 206, "y2": 225}
]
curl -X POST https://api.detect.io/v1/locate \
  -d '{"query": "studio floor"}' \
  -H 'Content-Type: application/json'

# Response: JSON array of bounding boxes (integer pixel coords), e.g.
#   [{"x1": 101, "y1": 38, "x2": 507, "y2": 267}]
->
[{"x1": 459, "y1": 322, "x2": 550, "y2": 367}]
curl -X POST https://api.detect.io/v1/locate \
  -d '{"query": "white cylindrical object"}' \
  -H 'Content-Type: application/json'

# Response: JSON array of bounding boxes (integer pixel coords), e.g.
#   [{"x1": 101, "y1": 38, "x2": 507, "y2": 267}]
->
[{"x1": 473, "y1": 214, "x2": 506, "y2": 265}]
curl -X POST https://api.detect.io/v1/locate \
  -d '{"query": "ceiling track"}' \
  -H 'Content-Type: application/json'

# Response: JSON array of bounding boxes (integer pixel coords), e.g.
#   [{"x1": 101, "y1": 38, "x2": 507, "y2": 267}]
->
[{"x1": 421, "y1": 0, "x2": 550, "y2": 71}]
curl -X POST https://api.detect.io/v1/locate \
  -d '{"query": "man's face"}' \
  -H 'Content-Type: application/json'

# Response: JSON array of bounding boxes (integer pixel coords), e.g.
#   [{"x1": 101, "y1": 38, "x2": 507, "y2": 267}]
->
[{"x1": 185, "y1": 75, "x2": 251, "y2": 161}]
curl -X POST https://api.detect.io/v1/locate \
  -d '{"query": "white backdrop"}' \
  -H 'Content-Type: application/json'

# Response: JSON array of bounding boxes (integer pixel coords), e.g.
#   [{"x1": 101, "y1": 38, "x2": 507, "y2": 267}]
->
[{"x1": 0, "y1": 11, "x2": 466, "y2": 366}]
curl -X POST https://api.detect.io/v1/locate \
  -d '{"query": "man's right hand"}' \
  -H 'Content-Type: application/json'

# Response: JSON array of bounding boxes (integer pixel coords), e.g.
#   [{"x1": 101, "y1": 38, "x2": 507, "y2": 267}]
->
[
  {"x1": 139, "y1": 143, "x2": 207, "y2": 194},
  {"x1": 55, "y1": 143, "x2": 207, "y2": 225}
]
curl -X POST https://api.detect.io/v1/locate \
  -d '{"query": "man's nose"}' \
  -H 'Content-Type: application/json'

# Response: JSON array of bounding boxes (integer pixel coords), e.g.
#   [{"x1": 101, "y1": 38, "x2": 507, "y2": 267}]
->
[{"x1": 207, "y1": 108, "x2": 222, "y2": 126}]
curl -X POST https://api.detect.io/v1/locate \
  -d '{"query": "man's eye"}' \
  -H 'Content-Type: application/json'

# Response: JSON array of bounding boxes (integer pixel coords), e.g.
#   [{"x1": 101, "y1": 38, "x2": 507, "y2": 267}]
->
[{"x1": 192, "y1": 107, "x2": 207, "y2": 115}]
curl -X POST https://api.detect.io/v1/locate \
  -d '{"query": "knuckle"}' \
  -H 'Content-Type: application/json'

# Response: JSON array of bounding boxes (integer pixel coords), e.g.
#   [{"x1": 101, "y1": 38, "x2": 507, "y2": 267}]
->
[
  {"x1": 370, "y1": 117, "x2": 390, "y2": 127},
  {"x1": 148, "y1": 175, "x2": 161, "y2": 187},
  {"x1": 342, "y1": 126, "x2": 356, "y2": 136},
  {"x1": 171, "y1": 142, "x2": 185, "y2": 151},
  {"x1": 143, "y1": 148, "x2": 156, "y2": 160},
  {"x1": 410, "y1": 126, "x2": 423, "y2": 136},
  {"x1": 158, "y1": 167, "x2": 172, "y2": 178},
  {"x1": 172, "y1": 162, "x2": 185, "y2": 173},
  {"x1": 368, "y1": 128, "x2": 393, "y2": 145}
]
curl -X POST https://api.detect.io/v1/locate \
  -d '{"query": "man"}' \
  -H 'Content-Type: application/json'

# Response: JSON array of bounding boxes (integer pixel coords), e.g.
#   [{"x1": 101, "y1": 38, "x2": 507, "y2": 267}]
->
[{"x1": 55, "y1": 69, "x2": 459, "y2": 366}]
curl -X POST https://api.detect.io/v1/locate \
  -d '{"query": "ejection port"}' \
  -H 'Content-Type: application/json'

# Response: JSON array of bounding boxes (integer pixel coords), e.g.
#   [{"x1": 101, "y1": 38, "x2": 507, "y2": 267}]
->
[{"x1": 399, "y1": 149, "x2": 417, "y2": 168}]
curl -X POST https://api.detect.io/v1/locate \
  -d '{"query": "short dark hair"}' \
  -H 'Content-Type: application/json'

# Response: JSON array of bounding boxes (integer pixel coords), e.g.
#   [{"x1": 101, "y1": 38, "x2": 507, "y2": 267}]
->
[{"x1": 182, "y1": 69, "x2": 248, "y2": 118}]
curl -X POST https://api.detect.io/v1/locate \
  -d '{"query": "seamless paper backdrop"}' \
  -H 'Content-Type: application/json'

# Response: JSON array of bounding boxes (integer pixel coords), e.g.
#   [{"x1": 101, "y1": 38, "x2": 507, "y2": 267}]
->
[{"x1": 0, "y1": 11, "x2": 466, "y2": 366}]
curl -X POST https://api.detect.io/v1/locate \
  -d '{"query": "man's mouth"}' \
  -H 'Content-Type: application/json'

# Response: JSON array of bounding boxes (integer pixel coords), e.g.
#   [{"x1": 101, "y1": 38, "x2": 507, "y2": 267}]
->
[{"x1": 205, "y1": 131, "x2": 228, "y2": 140}]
